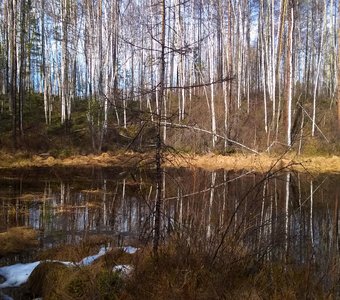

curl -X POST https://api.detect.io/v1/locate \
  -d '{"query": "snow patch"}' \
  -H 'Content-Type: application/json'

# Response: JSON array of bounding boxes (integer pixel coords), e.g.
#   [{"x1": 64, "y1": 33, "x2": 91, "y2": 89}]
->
[
  {"x1": 0, "y1": 246, "x2": 109, "y2": 289},
  {"x1": 122, "y1": 246, "x2": 138, "y2": 254},
  {"x1": 0, "y1": 261, "x2": 40, "y2": 288},
  {"x1": 113, "y1": 264, "x2": 133, "y2": 276},
  {"x1": 0, "y1": 245, "x2": 137, "y2": 291},
  {"x1": 79, "y1": 246, "x2": 111, "y2": 266}
]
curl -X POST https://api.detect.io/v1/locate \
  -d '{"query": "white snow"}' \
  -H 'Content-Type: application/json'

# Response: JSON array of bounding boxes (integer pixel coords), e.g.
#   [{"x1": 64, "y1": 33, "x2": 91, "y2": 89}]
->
[
  {"x1": 113, "y1": 264, "x2": 133, "y2": 276},
  {"x1": 122, "y1": 246, "x2": 138, "y2": 254},
  {"x1": 0, "y1": 261, "x2": 40, "y2": 288},
  {"x1": 0, "y1": 245, "x2": 137, "y2": 290},
  {"x1": 79, "y1": 246, "x2": 110, "y2": 266}
]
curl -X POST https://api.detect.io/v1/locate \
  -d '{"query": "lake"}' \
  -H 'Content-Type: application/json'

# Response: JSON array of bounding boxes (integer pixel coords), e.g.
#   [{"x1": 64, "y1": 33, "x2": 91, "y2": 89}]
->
[{"x1": 0, "y1": 167, "x2": 339, "y2": 284}]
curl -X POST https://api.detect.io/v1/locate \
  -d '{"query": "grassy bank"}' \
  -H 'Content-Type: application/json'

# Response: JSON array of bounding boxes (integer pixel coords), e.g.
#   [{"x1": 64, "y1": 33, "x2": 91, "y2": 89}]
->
[
  {"x1": 10, "y1": 236, "x2": 338, "y2": 299},
  {"x1": 1, "y1": 151, "x2": 340, "y2": 173},
  {"x1": 0, "y1": 227, "x2": 38, "y2": 258},
  {"x1": 167, "y1": 152, "x2": 340, "y2": 173},
  {"x1": 0, "y1": 151, "x2": 153, "y2": 169}
]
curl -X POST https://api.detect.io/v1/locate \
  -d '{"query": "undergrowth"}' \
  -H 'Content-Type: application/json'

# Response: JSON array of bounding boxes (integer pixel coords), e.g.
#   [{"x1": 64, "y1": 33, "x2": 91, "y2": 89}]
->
[
  {"x1": 0, "y1": 227, "x2": 38, "y2": 257},
  {"x1": 21, "y1": 235, "x2": 340, "y2": 299}
]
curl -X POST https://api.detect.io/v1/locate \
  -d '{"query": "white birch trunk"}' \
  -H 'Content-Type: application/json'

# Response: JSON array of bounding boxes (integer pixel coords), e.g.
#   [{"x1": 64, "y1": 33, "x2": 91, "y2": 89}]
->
[
  {"x1": 61, "y1": 0, "x2": 68, "y2": 124},
  {"x1": 312, "y1": 0, "x2": 327, "y2": 137},
  {"x1": 209, "y1": 44, "x2": 216, "y2": 148},
  {"x1": 287, "y1": 5, "x2": 294, "y2": 147}
]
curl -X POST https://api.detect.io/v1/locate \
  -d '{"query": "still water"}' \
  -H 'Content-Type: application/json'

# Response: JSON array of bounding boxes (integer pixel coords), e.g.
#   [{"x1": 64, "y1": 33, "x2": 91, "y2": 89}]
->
[{"x1": 0, "y1": 167, "x2": 339, "y2": 267}]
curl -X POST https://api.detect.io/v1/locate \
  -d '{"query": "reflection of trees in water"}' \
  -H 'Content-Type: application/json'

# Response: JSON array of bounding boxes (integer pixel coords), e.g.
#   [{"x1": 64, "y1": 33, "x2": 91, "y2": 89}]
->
[
  {"x1": 162, "y1": 170, "x2": 339, "y2": 271},
  {"x1": 0, "y1": 169, "x2": 339, "y2": 266}
]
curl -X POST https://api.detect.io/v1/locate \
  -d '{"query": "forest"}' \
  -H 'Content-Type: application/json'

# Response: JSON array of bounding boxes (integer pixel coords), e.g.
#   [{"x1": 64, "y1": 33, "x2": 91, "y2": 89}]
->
[
  {"x1": 0, "y1": 0, "x2": 339, "y2": 156},
  {"x1": 2, "y1": 1, "x2": 340, "y2": 299}
]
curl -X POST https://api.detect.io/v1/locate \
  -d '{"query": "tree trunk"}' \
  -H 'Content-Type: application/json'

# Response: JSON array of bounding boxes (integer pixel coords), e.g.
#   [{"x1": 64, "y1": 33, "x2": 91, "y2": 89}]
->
[
  {"x1": 337, "y1": 0, "x2": 340, "y2": 134},
  {"x1": 312, "y1": 0, "x2": 326, "y2": 137},
  {"x1": 153, "y1": 0, "x2": 166, "y2": 255},
  {"x1": 61, "y1": 0, "x2": 69, "y2": 124},
  {"x1": 9, "y1": 0, "x2": 17, "y2": 148},
  {"x1": 286, "y1": 1, "x2": 294, "y2": 147},
  {"x1": 18, "y1": 0, "x2": 26, "y2": 136}
]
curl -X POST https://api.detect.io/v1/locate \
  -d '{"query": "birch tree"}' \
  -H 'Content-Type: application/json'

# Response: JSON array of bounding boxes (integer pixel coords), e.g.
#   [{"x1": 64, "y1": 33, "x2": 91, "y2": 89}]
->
[
  {"x1": 9, "y1": 0, "x2": 17, "y2": 147},
  {"x1": 286, "y1": 0, "x2": 294, "y2": 147},
  {"x1": 61, "y1": 0, "x2": 69, "y2": 124},
  {"x1": 338, "y1": 0, "x2": 340, "y2": 134}
]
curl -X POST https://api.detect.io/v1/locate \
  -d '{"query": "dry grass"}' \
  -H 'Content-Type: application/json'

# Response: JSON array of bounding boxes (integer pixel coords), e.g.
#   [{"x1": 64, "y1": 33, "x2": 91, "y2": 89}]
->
[
  {"x1": 0, "y1": 227, "x2": 39, "y2": 257},
  {"x1": 16, "y1": 193, "x2": 50, "y2": 202},
  {"x1": 165, "y1": 152, "x2": 340, "y2": 174},
  {"x1": 1, "y1": 151, "x2": 340, "y2": 173},
  {"x1": 26, "y1": 261, "x2": 71, "y2": 299},
  {"x1": 27, "y1": 245, "x2": 134, "y2": 299},
  {"x1": 80, "y1": 189, "x2": 112, "y2": 196},
  {"x1": 19, "y1": 235, "x2": 339, "y2": 300},
  {"x1": 0, "y1": 151, "x2": 153, "y2": 169},
  {"x1": 27, "y1": 261, "x2": 125, "y2": 300},
  {"x1": 253, "y1": 263, "x2": 329, "y2": 300},
  {"x1": 37, "y1": 235, "x2": 114, "y2": 262},
  {"x1": 119, "y1": 237, "x2": 336, "y2": 300}
]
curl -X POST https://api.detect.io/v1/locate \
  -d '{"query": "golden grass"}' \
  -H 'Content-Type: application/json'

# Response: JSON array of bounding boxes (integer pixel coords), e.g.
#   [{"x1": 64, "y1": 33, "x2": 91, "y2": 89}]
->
[
  {"x1": 17, "y1": 193, "x2": 50, "y2": 202},
  {"x1": 0, "y1": 151, "x2": 153, "y2": 169},
  {"x1": 1, "y1": 151, "x2": 340, "y2": 173},
  {"x1": 0, "y1": 227, "x2": 39, "y2": 257},
  {"x1": 119, "y1": 239, "x2": 333, "y2": 300},
  {"x1": 28, "y1": 245, "x2": 134, "y2": 299},
  {"x1": 80, "y1": 188, "x2": 110, "y2": 195},
  {"x1": 166, "y1": 152, "x2": 340, "y2": 174},
  {"x1": 27, "y1": 261, "x2": 125, "y2": 299},
  {"x1": 36, "y1": 234, "x2": 123, "y2": 262},
  {"x1": 22, "y1": 236, "x2": 338, "y2": 299},
  {"x1": 26, "y1": 261, "x2": 72, "y2": 299}
]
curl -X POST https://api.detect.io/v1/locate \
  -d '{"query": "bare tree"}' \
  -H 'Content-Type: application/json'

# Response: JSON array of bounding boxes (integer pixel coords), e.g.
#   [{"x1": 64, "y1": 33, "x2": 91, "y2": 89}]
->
[{"x1": 153, "y1": 0, "x2": 166, "y2": 254}]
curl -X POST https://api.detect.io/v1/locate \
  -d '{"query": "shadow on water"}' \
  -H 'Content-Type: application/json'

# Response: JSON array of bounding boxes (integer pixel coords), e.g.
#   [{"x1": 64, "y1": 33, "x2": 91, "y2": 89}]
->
[{"x1": 0, "y1": 166, "x2": 340, "y2": 294}]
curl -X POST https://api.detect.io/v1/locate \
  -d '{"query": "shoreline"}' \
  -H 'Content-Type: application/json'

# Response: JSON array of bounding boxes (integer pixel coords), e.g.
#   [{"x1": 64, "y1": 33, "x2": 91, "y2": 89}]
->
[
  {"x1": 167, "y1": 153, "x2": 340, "y2": 174},
  {"x1": 0, "y1": 151, "x2": 340, "y2": 174}
]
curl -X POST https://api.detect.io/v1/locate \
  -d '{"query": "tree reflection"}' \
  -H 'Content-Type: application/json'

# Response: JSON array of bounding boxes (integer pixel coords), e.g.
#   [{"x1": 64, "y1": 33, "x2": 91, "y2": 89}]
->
[{"x1": 0, "y1": 168, "x2": 339, "y2": 278}]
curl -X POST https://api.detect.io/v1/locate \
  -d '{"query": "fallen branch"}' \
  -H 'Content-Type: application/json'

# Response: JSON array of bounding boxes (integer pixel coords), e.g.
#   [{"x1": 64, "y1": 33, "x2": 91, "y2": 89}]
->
[
  {"x1": 161, "y1": 121, "x2": 259, "y2": 154},
  {"x1": 297, "y1": 103, "x2": 329, "y2": 143}
]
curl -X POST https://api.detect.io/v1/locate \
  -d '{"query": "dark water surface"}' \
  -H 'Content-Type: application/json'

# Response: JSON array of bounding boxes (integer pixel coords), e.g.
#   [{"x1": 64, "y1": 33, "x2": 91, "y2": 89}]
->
[{"x1": 0, "y1": 167, "x2": 339, "y2": 270}]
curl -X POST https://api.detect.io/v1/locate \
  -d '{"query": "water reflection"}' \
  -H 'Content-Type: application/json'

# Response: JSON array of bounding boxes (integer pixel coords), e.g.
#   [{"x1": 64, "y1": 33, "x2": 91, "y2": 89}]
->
[{"x1": 0, "y1": 167, "x2": 339, "y2": 268}]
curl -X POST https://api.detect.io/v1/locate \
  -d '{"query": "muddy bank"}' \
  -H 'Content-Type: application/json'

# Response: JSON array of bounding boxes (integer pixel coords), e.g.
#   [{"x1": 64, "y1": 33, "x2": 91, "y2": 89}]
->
[{"x1": 1, "y1": 151, "x2": 340, "y2": 173}]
